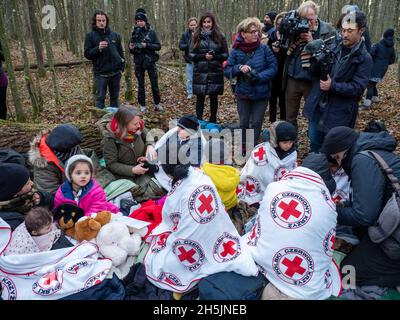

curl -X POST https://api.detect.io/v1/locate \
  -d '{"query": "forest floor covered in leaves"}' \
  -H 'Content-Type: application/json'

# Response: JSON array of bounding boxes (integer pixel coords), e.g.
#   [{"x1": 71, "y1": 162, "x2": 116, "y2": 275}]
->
[{"x1": 8, "y1": 42, "x2": 400, "y2": 159}]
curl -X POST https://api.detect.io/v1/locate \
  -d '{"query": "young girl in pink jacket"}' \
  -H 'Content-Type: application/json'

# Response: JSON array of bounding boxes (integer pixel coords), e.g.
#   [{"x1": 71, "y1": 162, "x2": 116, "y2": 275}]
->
[{"x1": 54, "y1": 155, "x2": 119, "y2": 216}]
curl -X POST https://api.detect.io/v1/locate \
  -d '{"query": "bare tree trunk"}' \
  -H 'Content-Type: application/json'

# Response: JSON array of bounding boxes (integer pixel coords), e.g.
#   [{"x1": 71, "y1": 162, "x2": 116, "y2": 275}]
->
[
  {"x1": 12, "y1": 0, "x2": 41, "y2": 120},
  {"x1": 0, "y1": 8, "x2": 25, "y2": 122},
  {"x1": 43, "y1": 28, "x2": 62, "y2": 106},
  {"x1": 27, "y1": 0, "x2": 46, "y2": 78}
]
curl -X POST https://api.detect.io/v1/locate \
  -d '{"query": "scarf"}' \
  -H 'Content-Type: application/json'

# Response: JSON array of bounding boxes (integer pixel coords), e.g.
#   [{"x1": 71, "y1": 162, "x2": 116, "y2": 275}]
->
[
  {"x1": 275, "y1": 144, "x2": 296, "y2": 161},
  {"x1": 200, "y1": 28, "x2": 212, "y2": 37},
  {"x1": 110, "y1": 116, "x2": 144, "y2": 143},
  {"x1": 233, "y1": 35, "x2": 261, "y2": 53}
]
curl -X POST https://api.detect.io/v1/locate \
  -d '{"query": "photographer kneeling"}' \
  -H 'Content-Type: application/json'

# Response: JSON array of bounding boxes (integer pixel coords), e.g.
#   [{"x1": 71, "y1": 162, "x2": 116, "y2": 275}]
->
[
  {"x1": 304, "y1": 11, "x2": 373, "y2": 152},
  {"x1": 282, "y1": 1, "x2": 336, "y2": 130},
  {"x1": 129, "y1": 9, "x2": 163, "y2": 113}
]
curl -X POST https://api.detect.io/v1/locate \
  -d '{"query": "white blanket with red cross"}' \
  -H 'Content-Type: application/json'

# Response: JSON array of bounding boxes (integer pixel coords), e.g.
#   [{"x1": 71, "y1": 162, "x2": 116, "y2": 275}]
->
[
  {"x1": 332, "y1": 168, "x2": 351, "y2": 203},
  {"x1": 0, "y1": 221, "x2": 112, "y2": 300},
  {"x1": 237, "y1": 142, "x2": 297, "y2": 205},
  {"x1": 245, "y1": 167, "x2": 342, "y2": 300},
  {"x1": 144, "y1": 167, "x2": 259, "y2": 292}
]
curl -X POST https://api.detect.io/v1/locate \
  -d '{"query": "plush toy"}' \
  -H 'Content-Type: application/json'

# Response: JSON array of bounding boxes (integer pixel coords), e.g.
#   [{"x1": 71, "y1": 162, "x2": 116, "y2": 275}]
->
[
  {"x1": 53, "y1": 204, "x2": 85, "y2": 239},
  {"x1": 74, "y1": 211, "x2": 112, "y2": 242},
  {"x1": 96, "y1": 221, "x2": 142, "y2": 267}
]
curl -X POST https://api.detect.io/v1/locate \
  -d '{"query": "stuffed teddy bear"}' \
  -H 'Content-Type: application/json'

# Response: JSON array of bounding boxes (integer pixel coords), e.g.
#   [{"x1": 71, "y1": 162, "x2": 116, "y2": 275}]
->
[
  {"x1": 74, "y1": 211, "x2": 112, "y2": 242},
  {"x1": 96, "y1": 221, "x2": 142, "y2": 267},
  {"x1": 53, "y1": 204, "x2": 85, "y2": 239}
]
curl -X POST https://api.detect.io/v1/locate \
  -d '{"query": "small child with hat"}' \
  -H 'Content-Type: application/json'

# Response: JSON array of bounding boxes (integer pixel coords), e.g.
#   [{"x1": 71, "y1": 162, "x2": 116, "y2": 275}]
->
[
  {"x1": 54, "y1": 155, "x2": 120, "y2": 217},
  {"x1": 239, "y1": 121, "x2": 298, "y2": 207}
]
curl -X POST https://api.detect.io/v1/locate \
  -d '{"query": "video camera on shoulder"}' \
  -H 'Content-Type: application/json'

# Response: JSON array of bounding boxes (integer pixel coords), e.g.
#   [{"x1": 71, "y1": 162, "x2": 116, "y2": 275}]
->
[
  {"x1": 303, "y1": 38, "x2": 335, "y2": 81},
  {"x1": 277, "y1": 10, "x2": 310, "y2": 50}
]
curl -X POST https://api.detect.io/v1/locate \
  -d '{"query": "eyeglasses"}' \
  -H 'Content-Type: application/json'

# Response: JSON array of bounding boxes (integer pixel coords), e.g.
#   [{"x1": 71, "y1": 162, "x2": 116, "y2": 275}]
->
[{"x1": 246, "y1": 30, "x2": 259, "y2": 35}]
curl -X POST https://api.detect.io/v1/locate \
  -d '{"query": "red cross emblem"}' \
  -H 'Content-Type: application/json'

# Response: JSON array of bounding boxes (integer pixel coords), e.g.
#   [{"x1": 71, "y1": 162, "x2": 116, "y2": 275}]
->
[
  {"x1": 246, "y1": 181, "x2": 255, "y2": 193},
  {"x1": 254, "y1": 147, "x2": 266, "y2": 161},
  {"x1": 282, "y1": 256, "x2": 306, "y2": 277},
  {"x1": 220, "y1": 241, "x2": 237, "y2": 257},
  {"x1": 43, "y1": 272, "x2": 58, "y2": 286},
  {"x1": 330, "y1": 235, "x2": 335, "y2": 250},
  {"x1": 165, "y1": 277, "x2": 176, "y2": 286},
  {"x1": 279, "y1": 200, "x2": 301, "y2": 220},
  {"x1": 158, "y1": 234, "x2": 168, "y2": 246},
  {"x1": 178, "y1": 246, "x2": 196, "y2": 264},
  {"x1": 332, "y1": 195, "x2": 342, "y2": 203},
  {"x1": 198, "y1": 194, "x2": 213, "y2": 215}
]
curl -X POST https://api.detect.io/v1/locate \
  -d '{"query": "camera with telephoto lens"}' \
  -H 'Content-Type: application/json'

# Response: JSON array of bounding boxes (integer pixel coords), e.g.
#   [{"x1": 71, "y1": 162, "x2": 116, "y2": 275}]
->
[
  {"x1": 243, "y1": 68, "x2": 259, "y2": 84},
  {"x1": 131, "y1": 26, "x2": 143, "y2": 49},
  {"x1": 303, "y1": 38, "x2": 335, "y2": 81},
  {"x1": 277, "y1": 10, "x2": 310, "y2": 50}
]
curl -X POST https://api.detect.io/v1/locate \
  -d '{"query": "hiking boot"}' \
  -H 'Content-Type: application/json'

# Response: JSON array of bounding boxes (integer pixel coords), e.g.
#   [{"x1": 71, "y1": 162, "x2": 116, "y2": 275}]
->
[
  {"x1": 140, "y1": 105, "x2": 147, "y2": 113},
  {"x1": 371, "y1": 96, "x2": 381, "y2": 103},
  {"x1": 154, "y1": 104, "x2": 164, "y2": 112}
]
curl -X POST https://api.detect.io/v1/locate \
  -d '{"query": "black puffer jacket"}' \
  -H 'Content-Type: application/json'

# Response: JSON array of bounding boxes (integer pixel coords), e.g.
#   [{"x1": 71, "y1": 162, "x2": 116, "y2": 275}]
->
[
  {"x1": 84, "y1": 27, "x2": 125, "y2": 76},
  {"x1": 338, "y1": 131, "x2": 400, "y2": 227},
  {"x1": 189, "y1": 33, "x2": 229, "y2": 96}
]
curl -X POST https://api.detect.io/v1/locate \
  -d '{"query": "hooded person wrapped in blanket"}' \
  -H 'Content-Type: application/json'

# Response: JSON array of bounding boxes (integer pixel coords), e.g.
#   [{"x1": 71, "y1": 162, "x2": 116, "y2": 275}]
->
[
  {"x1": 238, "y1": 121, "x2": 298, "y2": 206},
  {"x1": 144, "y1": 142, "x2": 259, "y2": 293},
  {"x1": 154, "y1": 115, "x2": 207, "y2": 192},
  {"x1": 246, "y1": 153, "x2": 342, "y2": 300},
  {"x1": 0, "y1": 218, "x2": 123, "y2": 300}
]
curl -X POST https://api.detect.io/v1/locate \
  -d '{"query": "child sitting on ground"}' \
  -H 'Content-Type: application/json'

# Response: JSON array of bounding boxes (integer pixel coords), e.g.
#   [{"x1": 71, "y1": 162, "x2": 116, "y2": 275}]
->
[
  {"x1": 54, "y1": 155, "x2": 119, "y2": 216},
  {"x1": 239, "y1": 121, "x2": 298, "y2": 206},
  {"x1": 4, "y1": 206, "x2": 61, "y2": 255}
]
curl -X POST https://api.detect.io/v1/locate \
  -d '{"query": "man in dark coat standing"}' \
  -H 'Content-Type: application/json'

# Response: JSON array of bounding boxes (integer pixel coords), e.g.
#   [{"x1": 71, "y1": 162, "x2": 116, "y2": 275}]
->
[
  {"x1": 129, "y1": 9, "x2": 163, "y2": 113},
  {"x1": 304, "y1": 10, "x2": 373, "y2": 153},
  {"x1": 84, "y1": 10, "x2": 125, "y2": 110},
  {"x1": 322, "y1": 126, "x2": 400, "y2": 289},
  {"x1": 362, "y1": 28, "x2": 397, "y2": 109}
]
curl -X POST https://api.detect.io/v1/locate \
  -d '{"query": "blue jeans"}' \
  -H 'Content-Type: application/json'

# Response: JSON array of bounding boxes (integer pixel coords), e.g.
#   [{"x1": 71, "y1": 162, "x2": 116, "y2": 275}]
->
[
  {"x1": 186, "y1": 63, "x2": 194, "y2": 96},
  {"x1": 308, "y1": 108, "x2": 326, "y2": 153},
  {"x1": 95, "y1": 72, "x2": 122, "y2": 109}
]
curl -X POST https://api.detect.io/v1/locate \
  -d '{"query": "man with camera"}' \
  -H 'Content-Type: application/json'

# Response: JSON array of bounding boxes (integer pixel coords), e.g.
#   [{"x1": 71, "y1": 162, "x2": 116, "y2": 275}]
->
[
  {"x1": 304, "y1": 10, "x2": 373, "y2": 152},
  {"x1": 282, "y1": 1, "x2": 336, "y2": 130},
  {"x1": 129, "y1": 9, "x2": 162, "y2": 113},
  {"x1": 84, "y1": 10, "x2": 125, "y2": 110}
]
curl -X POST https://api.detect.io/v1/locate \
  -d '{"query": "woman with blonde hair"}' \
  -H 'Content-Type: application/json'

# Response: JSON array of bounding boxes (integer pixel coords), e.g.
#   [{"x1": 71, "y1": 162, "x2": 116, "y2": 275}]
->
[{"x1": 224, "y1": 17, "x2": 277, "y2": 153}]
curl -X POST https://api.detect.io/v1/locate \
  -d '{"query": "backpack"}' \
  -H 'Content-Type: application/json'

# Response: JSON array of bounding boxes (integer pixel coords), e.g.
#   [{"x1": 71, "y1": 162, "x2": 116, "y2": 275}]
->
[
  {"x1": 362, "y1": 151, "x2": 400, "y2": 260},
  {"x1": 198, "y1": 271, "x2": 268, "y2": 300}
]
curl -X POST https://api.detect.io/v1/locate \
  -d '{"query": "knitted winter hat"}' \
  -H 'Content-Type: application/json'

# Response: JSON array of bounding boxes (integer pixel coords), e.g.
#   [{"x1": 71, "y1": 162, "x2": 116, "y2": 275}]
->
[
  {"x1": 65, "y1": 155, "x2": 94, "y2": 182},
  {"x1": 275, "y1": 122, "x2": 297, "y2": 142},
  {"x1": 322, "y1": 127, "x2": 359, "y2": 156},
  {"x1": 265, "y1": 11, "x2": 278, "y2": 23},
  {"x1": 384, "y1": 28, "x2": 395, "y2": 39},
  {"x1": 302, "y1": 153, "x2": 336, "y2": 195},
  {"x1": 46, "y1": 124, "x2": 82, "y2": 153},
  {"x1": 177, "y1": 115, "x2": 200, "y2": 132},
  {"x1": 135, "y1": 8, "x2": 148, "y2": 22},
  {"x1": 0, "y1": 163, "x2": 30, "y2": 201},
  {"x1": 206, "y1": 139, "x2": 232, "y2": 165}
]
